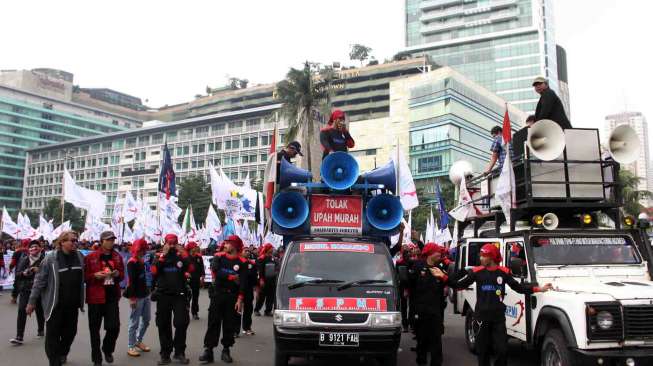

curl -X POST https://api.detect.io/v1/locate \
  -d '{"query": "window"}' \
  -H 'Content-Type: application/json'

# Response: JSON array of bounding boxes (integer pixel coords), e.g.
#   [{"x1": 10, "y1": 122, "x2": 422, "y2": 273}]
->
[
  {"x1": 212, "y1": 123, "x2": 225, "y2": 136},
  {"x1": 417, "y1": 156, "x2": 442, "y2": 173},
  {"x1": 261, "y1": 135, "x2": 269, "y2": 146},
  {"x1": 225, "y1": 140, "x2": 231, "y2": 150},
  {"x1": 228, "y1": 121, "x2": 243, "y2": 133},
  {"x1": 195, "y1": 126, "x2": 209, "y2": 137},
  {"x1": 208, "y1": 142, "x2": 215, "y2": 152},
  {"x1": 242, "y1": 156, "x2": 249, "y2": 163},
  {"x1": 243, "y1": 138, "x2": 249, "y2": 148},
  {"x1": 250, "y1": 137, "x2": 258, "y2": 147},
  {"x1": 166, "y1": 131, "x2": 178, "y2": 142},
  {"x1": 126, "y1": 138, "x2": 137, "y2": 148},
  {"x1": 138, "y1": 136, "x2": 150, "y2": 146},
  {"x1": 152, "y1": 134, "x2": 163, "y2": 144},
  {"x1": 232, "y1": 140, "x2": 240, "y2": 149},
  {"x1": 246, "y1": 118, "x2": 260, "y2": 131},
  {"x1": 198, "y1": 144, "x2": 205, "y2": 153}
]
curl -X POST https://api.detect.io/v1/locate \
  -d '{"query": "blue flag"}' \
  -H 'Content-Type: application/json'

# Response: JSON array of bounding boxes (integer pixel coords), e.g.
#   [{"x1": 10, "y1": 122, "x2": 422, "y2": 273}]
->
[
  {"x1": 436, "y1": 180, "x2": 449, "y2": 229},
  {"x1": 158, "y1": 144, "x2": 176, "y2": 199}
]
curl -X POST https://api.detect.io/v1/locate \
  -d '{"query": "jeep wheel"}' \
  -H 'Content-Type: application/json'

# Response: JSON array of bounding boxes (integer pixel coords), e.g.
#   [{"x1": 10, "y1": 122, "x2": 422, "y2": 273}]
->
[
  {"x1": 541, "y1": 329, "x2": 575, "y2": 366},
  {"x1": 274, "y1": 347, "x2": 288, "y2": 366},
  {"x1": 464, "y1": 309, "x2": 479, "y2": 354}
]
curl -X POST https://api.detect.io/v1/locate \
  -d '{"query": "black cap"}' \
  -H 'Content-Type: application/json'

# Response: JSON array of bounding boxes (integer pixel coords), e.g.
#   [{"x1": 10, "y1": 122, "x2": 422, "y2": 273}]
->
[{"x1": 287, "y1": 141, "x2": 304, "y2": 156}]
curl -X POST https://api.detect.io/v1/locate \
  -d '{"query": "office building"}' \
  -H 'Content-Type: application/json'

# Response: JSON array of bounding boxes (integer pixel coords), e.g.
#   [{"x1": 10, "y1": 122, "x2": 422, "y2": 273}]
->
[{"x1": 404, "y1": 0, "x2": 561, "y2": 114}]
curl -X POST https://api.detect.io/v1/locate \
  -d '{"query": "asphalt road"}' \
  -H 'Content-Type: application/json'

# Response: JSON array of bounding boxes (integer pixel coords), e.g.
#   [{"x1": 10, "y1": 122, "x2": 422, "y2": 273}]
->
[{"x1": 0, "y1": 290, "x2": 539, "y2": 365}]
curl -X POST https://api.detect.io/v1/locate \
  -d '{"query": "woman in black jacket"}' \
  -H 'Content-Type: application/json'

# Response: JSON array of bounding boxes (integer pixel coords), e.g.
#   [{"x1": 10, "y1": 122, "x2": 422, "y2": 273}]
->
[{"x1": 10, "y1": 241, "x2": 45, "y2": 345}]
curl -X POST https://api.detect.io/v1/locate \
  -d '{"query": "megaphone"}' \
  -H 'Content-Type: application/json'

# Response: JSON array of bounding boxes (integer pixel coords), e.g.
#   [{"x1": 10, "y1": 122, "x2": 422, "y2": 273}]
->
[
  {"x1": 321, "y1": 152, "x2": 360, "y2": 190},
  {"x1": 542, "y1": 213, "x2": 559, "y2": 231},
  {"x1": 279, "y1": 158, "x2": 312, "y2": 189},
  {"x1": 271, "y1": 191, "x2": 309, "y2": 229},
  {"x1": 527, "y1": 119, "x2": 566, "y2": 161},
  {"x1": 449, "y1": 160, "x2": 474, "y2": 185},
  {"x1": 607, "y1": 125, "x2": 640, "y2": 164},
  {"x1": 365, "y1": 194, "x2": 403, "y2": 231},
  {"x1": 361, "y1": 160, "x2": 396, "y2": 193}
]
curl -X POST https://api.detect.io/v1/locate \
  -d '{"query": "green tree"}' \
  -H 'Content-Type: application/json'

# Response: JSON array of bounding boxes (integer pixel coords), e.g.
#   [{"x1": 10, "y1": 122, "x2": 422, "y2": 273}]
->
[
  {"x1": 42, "y1": 198, "x2": 86, "y2": 232},
  {"x1": 406, "y1": 180, "x2": 456, "y2": 236},
  {"x1": 275, "y1": 62, "x2": 330, "y2": 174},
  {"x1": 177, "y1": 175, "x2": 212, "y2": 225},
  {"x1": 619, "y1": 170, "x2": 653, "y2": 216},
  {"x1": 349, "y1": 44, "x2": 373, "y2": 66}
]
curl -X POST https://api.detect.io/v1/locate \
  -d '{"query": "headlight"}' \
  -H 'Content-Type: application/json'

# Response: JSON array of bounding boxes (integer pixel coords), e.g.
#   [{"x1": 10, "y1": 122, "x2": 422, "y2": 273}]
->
[
  {"x1": 273, "y1": 311, "x2": 307, "y2": 327},
  {"x1": 596, "y1": 311, "x2": 614, "y2": 330},
  {"x1": 370, "y1": 312, "x2": 401, "y2": 328}
]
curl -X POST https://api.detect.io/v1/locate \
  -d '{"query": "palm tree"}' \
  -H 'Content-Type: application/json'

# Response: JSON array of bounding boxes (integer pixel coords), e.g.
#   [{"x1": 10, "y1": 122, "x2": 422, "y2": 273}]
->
[
  {"x1": 618, "y1": 170, "x2": 652, "y2": 216},
  {"x1": 275, "y1": 62, "x2": 333, "y2": 174}
]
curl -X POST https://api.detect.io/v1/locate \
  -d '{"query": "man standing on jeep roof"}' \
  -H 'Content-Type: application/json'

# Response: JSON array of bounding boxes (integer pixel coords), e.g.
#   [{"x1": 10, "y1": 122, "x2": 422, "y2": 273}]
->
[{"x1": 432, "y1": 243, "x2": 553, "y2": 366}]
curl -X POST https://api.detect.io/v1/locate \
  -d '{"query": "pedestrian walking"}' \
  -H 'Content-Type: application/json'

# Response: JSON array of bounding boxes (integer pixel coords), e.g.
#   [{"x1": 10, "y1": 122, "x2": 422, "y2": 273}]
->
[
  {"x1": 185, "y1": 241, "x2": 205, "y2": 320},
  {"x1": 10, "y1": 240, "x2": 45, "y2": 345},
  {"x1": 124, "y1": 238, "x2": 152, "y2": 357},
  {"x1": 254, "y1": 243, "x2": 276, "y2": 316}
]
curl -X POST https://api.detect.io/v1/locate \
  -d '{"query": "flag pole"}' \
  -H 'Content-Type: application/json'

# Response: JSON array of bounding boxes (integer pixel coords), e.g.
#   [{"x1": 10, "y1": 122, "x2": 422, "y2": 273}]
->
[{"x1": 61, "y1": 169, "x2": 66, "y2": 225}]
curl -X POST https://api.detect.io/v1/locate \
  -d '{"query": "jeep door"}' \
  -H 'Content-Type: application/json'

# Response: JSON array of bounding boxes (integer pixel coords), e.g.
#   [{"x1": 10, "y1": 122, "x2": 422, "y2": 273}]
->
[{"x1": 503, "y1": 238, "x2": 528, "y2": 340}]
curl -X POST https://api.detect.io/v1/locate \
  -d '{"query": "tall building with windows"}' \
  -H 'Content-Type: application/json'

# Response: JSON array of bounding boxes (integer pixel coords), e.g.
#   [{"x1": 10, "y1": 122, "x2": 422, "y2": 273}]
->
[
  {"x1": 0, "y1": 69, "x2": 144, "y2": 213},
  {"x1": 604, "y1": 112, "x2": 651, "y2": 200},
  {"x1": 404, "y1": 0, "x2": 561, "y2": 114}
]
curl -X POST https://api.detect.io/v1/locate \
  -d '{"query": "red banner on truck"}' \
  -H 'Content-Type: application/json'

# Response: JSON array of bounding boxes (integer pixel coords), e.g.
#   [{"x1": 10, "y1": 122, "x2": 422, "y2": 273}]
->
[
  {"x1": 289, "y1": 297, "x2": 388, "y2": 312},
  {"x1": 310, "y1": 195, "x2": 363, "y2": 236}
]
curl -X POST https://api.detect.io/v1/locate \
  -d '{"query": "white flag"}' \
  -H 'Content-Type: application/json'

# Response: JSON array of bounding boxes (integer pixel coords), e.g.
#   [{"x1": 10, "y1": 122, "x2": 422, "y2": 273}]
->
[
  {"x1": 238, "y1": 176, "x2": 258, "y2": 221},
  {"x1": 425, "y1": 209, "x2": 435, "y2": 243},
  {"x1": 51, "y1": 221, "x2": 71, "y2": 241},
  {"x1": 209, "y1": 163, "x2": 225, "y2": 209},
  {"x1": 449, "y1": 175, "x2": 475, "y2": 222},
  {"x1": 159, "y1": 193, "x2": 183, "y2": 221},
  {"x1": 122, "y1": 191, "x2": 139, "y2": 223},
  {"x1": 391, "y1": 144, "x2": 418, "y2": 211},
  {"x1": 1, "y1": 207, "x2": 20, "y2": 239},
  {"x1": 63, "y1": 168, "x2": 106, "y2": 219},
  {"x1": 495, "y1": 147, "x2": 516, "y2": 227},
  {"x1": 205, "y1": 204, "x2": 223, "y2": 242},
  {"x1": 38, "y1": 215, "x2": 53, "y2": 241}
]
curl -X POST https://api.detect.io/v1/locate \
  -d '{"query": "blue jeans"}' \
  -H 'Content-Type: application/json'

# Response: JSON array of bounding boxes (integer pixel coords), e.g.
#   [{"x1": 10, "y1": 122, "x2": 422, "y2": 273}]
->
[{"x1": 128, "y1": 297, "x2": 151, "y2": 348}]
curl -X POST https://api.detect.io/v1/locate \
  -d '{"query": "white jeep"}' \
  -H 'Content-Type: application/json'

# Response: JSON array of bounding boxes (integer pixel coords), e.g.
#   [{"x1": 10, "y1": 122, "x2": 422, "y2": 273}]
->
[{"x1": 452, "y1": 226, "x2": 653, "y2": 366}]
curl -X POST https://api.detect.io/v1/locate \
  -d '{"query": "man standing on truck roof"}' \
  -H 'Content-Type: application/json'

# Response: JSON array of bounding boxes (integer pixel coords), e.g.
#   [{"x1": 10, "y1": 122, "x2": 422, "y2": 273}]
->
[{"x1": 432, "y1": 243, "x2": 553, "y2": 366}]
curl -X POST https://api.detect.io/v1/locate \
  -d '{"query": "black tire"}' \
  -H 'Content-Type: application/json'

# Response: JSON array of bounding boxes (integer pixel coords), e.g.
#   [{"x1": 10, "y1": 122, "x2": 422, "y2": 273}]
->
[
  {"x1": 378, "y1": 352, "x2": 398, "y2": 366},
  {"x1": 464, "y1": 309, "x2": 479, "y2": 354},
  {"x1": 274, "y1": 347, "x2": 288, "y2": 366},
  {"x1": 540, "y1": 329, "x2": 575, "y2": 366}
]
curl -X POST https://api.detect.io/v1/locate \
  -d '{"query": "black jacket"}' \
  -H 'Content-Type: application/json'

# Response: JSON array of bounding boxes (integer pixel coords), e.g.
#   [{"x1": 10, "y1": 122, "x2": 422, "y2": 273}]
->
[
  {"x1": 151, "y1": 250, "x2": 192, "y2": 296},
  {"x1": 15, "y1": 253, "x2": 44, "y2": 292},
  {"x1": 535, "y1": 88, "x2": 571, "y2": 129},
  {"x1": 412, "y1": 260, "x2": 449, "y2": 316},
  {"x1": 124, "y1": 257, "x2": 149, "y2": 299}
]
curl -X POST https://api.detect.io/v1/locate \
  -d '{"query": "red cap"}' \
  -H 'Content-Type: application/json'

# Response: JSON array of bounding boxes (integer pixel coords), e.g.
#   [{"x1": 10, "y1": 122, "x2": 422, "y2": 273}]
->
[
  {"x1": 185, "y1": 241, "x2": 198, "y2": 251},
  {"x1": 224, "y1": 235, "x2": 244, "y2": 253},
  {"x1": 328, "y1": 109, "x2": 345, "y2": 125},
  {"x1": 164, "y1": 234, "x2": 178, "y2": 244},
  {"x1": 21, "y1": 239, "x2": 30, "y2": 248},
  {"x1": 132, "y1": 238, "x2": 148, "y2": 255},
  {"x1": 480, "y1": 243, "x2": 502, "y2": 264},
  {"x1": 422, "y1": 243, "x2": 443, "y2": 259}
]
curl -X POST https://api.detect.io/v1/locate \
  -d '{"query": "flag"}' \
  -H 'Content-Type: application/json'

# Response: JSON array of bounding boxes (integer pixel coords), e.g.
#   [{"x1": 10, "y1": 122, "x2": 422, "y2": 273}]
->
[
  {"x1": 435, "y1": 180, "x2": 449, "y2": 229},
  {"x1": 209, "y1": 163, "x2": 224, "y2": 208},
  {"x1": 496, "y1": 107, "x2": 516, "y2": 226},
  {"x1": 391, "y1": 144, "x2": 418, "y2": 211},
  {"x1": 158, "y1": 143, "x2": 176, "y2": 199},
  {"x1": 63, "y1": 168, "x2": 106, "y2": 218},
  {"x1": 1, "y1": 207, "x2": 20, "y2": 239},
  {"x1": 19, "y1": 213, "x2": 40, "y2": 240},
  {"x1": 38, "y1": 215, "x2": 53, "y2": 241},
  {"x1": 122, "y1": 191, "x2": 139, "y2": 223},
  {"x1": 449, "y1": 175, "x2": 475, "y2": 222},
  {"x1": 425, "y1": 209, "x2": 434, "y2": 243},
  {"x1": 51, "y1": 221, "x2": 71, "y2": 241},
  {"x1": 205, "y1": 204, "x2": 223, "y2": 242},
  {"x1": 264, "y1": 123, "x2": 278, "y2": 209},
  {"x1": 238, "y1": 175, "x2": 258, "y2": 220}
]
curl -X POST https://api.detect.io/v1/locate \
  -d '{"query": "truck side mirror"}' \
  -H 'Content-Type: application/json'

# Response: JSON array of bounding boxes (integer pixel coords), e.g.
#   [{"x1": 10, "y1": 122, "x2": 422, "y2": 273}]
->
[
  {"x1": 397, "y1": 266, "x2": 409, "y2": 282},
  {"x1": 264, "y1": 262, "x2": 276, "y2": 280},
  {"x1": 509, "y1": 257, "x2": 525, "y2": 278}
]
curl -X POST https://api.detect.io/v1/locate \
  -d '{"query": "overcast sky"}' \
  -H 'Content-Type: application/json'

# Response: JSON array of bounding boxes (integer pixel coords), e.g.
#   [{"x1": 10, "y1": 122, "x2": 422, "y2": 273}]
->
[{"x1": 2, "y1": 0, "x2": 652, "y2": 143}]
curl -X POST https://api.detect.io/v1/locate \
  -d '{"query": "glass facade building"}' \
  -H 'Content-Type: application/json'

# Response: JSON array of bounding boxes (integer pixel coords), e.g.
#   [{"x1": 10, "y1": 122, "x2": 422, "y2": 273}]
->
[{"x1": 404, "y1": 0, "x2": 561, "y2": 114}]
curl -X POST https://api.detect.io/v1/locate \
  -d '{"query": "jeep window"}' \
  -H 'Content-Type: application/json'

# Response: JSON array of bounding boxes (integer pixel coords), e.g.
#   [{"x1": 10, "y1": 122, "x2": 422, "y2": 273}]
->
[
  {"x1": 531, "y1": 236, "x2": 641, "y2": 265},
  {"x1": 281, "y1": 244, "x2": 393, "y2": 285}
]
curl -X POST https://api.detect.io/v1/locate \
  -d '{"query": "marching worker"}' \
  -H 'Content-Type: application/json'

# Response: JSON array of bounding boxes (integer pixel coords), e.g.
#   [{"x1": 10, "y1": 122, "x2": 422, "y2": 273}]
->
[
  {"x1": 151, "y1": 234, "x2": 193, "y2": 365},
  {"x1": 10, "y1": 240, "x2": 45, "y2": 345},
  {"x1": 239, "y1": 246, "x2": 258, "y2": 336},
  {"x1": 199, "y1": 235, "x2": 247, "y2": 364},
  {"x1": 320, "y1": 109, "x2": 355, "y2": 160},
  {"x1": 412, "y1": 244, "x2": 450, "y2": 366},
  {"x1": 254, "y1": 243, "x2": 276, "y2": 316},
  {"x1": 185, "y1": 241, "x2": 205, "y2": 320},
  {"x1": 439, "y1": 243, "x2": 553, "y2": 366},
  {"x1": 125, "y1": 239, "x2": 152, "y2": 358},
  {"x1": 27, "y1": 231, "x2": 85, "y2": 366},
  {"x1": 84, "y1": 231, "x2": 124, "y2": 366},
  {"x1": 9, "y1": 239, "x2": 30, "y2": 304},
  {"x1": 532, "y1": 76, "x2": 572, "y2": 129}
]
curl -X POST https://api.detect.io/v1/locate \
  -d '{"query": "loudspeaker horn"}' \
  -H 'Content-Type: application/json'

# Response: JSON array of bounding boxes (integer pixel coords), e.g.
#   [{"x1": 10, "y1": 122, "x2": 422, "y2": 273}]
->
[
  {"x1": 321, "y1": 152, "x2": 360, "y2": 191},
  {"x1": 542, "y1": 213, "x2": 559, "y2": 231},
  {"x1": 271, "y1": 191, "x2": 309, "y2": 229},
  {"x1": 607, "y1": 124, "x2": 640, "y2": 164},
  {"x1": 527, "y1": 119, "x2": 566, "y2": 161},
  {"x1": 361, "y1": 160, "x2": 396, "y2": 193},
  {"x1": 449, "y1": 160, "x2": 474, "y2": 186},
  {"x1": 366, "y1": 194, "x2": 404, "y2": 231},
  {"x1": 279, "y1": 158, "x2": 312, "y2": 189}
]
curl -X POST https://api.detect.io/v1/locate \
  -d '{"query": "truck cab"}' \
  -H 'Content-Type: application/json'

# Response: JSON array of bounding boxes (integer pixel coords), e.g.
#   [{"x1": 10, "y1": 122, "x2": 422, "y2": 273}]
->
[{"x1": 272, "y1": 237, "x2": 401, "y2": 366}]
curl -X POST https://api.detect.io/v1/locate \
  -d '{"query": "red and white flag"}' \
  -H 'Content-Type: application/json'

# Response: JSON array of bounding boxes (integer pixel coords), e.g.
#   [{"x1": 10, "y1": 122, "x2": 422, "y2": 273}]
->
[
  {"x1": 496, "y1": 107, "x2": 516, "y2": 226},
  {"x1": 264, "y1": 123, "x2": 278, "y2": 209}
]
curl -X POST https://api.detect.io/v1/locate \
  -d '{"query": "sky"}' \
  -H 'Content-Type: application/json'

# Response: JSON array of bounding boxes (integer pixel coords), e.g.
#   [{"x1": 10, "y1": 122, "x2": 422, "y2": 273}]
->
[{"x1": 2, "y1": 0, "x2": 652, "y2": 142}]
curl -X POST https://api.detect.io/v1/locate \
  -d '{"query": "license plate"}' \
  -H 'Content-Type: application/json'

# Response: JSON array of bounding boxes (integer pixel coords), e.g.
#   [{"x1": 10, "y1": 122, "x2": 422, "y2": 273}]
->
[{"x1": 319, "y1": 332, "x2": 359, "y2": 347}]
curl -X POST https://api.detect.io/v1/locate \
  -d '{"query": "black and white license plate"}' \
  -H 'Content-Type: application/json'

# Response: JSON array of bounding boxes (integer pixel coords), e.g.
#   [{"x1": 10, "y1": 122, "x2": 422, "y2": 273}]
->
[{"x1": 319, "y1": 332, "x2": 359, "y2": 347}]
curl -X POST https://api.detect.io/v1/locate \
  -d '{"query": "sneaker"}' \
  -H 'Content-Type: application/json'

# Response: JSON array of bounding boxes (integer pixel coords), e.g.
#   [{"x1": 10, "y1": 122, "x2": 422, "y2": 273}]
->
[
  {"x1": 244, "y1": 330, "x2": 256, "y2": 336},
  {"x1": 135, "y1": 342, "x2": 151, "y2": 352},
  {"x1": 198, "y1": 348, "x2": 214, "y2": 364},
  {"x1": 104, "y1": 353, "x2": 114, "y2": 364},
  {"x1": 127, "y1": 348, "x2": 140, "y2": 357},
  {"x1": 221, "y1": 349, "x2": 233, "y2": 364},
  {"x1": 173, "y1": 353, "x2": 190, "y2": 364},
  {"x1": 157, "y1": 356, "x2": 172, "y2": 365},
  {"x1": 9, "y1": 337, "x2": 23, "y2": 345}
]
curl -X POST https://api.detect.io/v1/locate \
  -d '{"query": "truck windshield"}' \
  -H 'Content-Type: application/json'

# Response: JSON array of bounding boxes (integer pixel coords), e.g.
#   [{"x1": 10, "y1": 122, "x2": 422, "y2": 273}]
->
[
  {"x1": 531, "y1": 236, "x2": 641, "y2": 266},
  {"x1": 281, "y1": 242, "x2": 393, "y2": 286}
]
